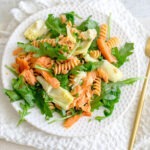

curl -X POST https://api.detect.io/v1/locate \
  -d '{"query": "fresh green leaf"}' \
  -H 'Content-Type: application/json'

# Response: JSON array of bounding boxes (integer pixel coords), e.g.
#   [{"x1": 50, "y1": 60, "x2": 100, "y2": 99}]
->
[
  {"x1": 55, "y1": 108, "x2": 66, "y2": 117},
  {"x1": 64, "y1": 11, "x2": 82, "y2": 24},
  {"x1": 91, "y1": 77, "x2": 138, "y2": 116},
  {"x1": 49, "y1": 115, "x2": 72, "y2": 124},
  {"x1": 105, "y1": 77, "x2": 140, "y2": 89},
  {"x1": 18, "y1": 42, "x2": 67, "y2": 61},
  {"x1": 17, "y1": 42, "x2": 39, "y2": 52},
  {"x1": 55, "y1": 74, "x2": 70, "y2": 90},
  {"x1": 107, "y1": 13, "x2": 112, "y2": 39},
  {"x1": 12, "y1": 76, "x2": 35, "y2": 107},
  {"x1": 95, "y1": 116, "x2": 105, "y2": 122},
  {"x1": 17, "y1": 103, "x2": 30, "y2": 125},
  {"x1": 70, "y1": 61, "x2": 103, "y2": 75},
  {"x1": 4, "y1": 89, "x2": 21, "y2": 102},
  {"x1": 34, "y1": 65, "x2": 53, "y2": 75},
  {"x1": 89, "y1": 39, "x2": 98, "y2": 51},
  {"x1": 38, "y1": 43, "x2": 68, "y2": 60},
  {"x1": 5, "y1": 65, "x2": 18, "y2": 76},
  {"x1": 45, "y1": 14, "x2": 66, "y2": 37},
  {"x1": 34, "y1": 85, "x2": 53, "y2": 119},
  {"x1": 91, "y1": 95, "x2": 103, "y2": 112},
  {"x1": 112, "y1": 43, "x2": 134, "y2": 67},
  {"x1": 77, "y1": 16, "x2": 99, "y2": 33}
]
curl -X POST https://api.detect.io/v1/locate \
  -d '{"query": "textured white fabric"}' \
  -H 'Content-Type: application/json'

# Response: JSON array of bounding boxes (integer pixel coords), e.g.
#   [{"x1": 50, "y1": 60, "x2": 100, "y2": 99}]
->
[{"x1": 0, "y1": 0, "x2": 150, "y2": 149}]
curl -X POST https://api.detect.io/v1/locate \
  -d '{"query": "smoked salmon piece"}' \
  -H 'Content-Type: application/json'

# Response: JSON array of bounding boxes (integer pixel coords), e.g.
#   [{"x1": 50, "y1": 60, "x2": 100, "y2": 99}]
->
[
  {"x1": 21, "y1": 69, "x2": 36, "y2": 85},
  {"x1": 40, "y1": 70, "x2": 60, "y2": 88},
  {"x1": 16, "y1": 57, "x2": 30, "y2": 73},
  {"x1": 97, "y1": 38, "x2": 117, "y2": 63},
  {"x1": 64, "y1": 114, "x2": 82, "y2": 128},
  {"x1": 13, "y1": 48, "x2": 23, "y2": 56}
]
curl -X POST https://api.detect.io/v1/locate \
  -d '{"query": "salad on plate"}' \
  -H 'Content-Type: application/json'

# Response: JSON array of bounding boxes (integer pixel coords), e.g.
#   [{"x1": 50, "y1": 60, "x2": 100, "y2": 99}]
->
[{"x1": 4, "y1": 12, "x2": 138, "y2": 128}]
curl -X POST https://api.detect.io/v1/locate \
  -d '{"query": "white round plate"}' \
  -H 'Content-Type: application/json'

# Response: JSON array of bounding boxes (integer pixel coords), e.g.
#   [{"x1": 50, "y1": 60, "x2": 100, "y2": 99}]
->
[{"x1": 1, "y1": 5, "x2": 139, "y2": 137}]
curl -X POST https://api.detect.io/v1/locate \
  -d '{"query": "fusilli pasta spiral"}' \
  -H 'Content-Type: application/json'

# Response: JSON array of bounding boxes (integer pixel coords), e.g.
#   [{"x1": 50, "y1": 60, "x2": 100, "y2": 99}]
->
[
  {"x1": 99, "y1": 24, "x2": 108, "y2": 40},
  {"x1": 69, "y1": 75, "x2": 75, "y2": 86},
  {"x1": 90, "y1": 50, "x2": 101, "y2": 59},
  {"x1": 93, "y1": 77, "x2": 101, "y2": 96},
  {"x1": 54, "y1": 57, "x2": 80, "y2": 74},
  {"x1": 97, "y1": 68, "x2": 108, "y2": 83},
  {"x1": 32, "y1": 39, "x2": 56, "y2": 47},
  {"x1": 49, "y1": 102, "x2": 55, "y2": 110},
  {"x1": 106, "y1": 37, "x2": 120, "y2": 49}
]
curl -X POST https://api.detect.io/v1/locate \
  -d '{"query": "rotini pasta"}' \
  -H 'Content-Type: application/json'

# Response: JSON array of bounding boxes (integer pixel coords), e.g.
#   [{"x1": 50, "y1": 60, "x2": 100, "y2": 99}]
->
[
  {"x1": 106, "y1": 37, "x2": 120, "y2": 49},
  {"x1": 54, "y1": 57, "x2": 80, "y2": 74},
  {"x1": 99, "y1": 24, "x2": 108, "y2": 40},
  {"x1": 32, "y1": 38, "x2": 56, "y2": 47},
  {"x1": 49, "y1": 102, "x2": 55, "y2": 110},
  {"x1": 58, "y1": 36, "x2": 75, "y2": 50},
  {"x1": 97, "y1": 68, "x2": 109, "y2": 83},
  {"x1": 69, "y1": 74, "x2": 75, "y2": 86},
  {"x1": 60, "y1": 14, "x2": 67, "y2": 24},
  {"x1": 93, "y1": 77, "x2": 101, "y2": 96},
  {"x1": 90, "y1": 50, "x2": 101, "y2": 59}
]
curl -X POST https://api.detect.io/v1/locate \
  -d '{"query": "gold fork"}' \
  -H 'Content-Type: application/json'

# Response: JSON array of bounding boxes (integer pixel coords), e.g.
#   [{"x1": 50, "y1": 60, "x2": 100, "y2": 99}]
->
[{"x1": 128, "y1": 38, "x2": 150, "y2": 150}]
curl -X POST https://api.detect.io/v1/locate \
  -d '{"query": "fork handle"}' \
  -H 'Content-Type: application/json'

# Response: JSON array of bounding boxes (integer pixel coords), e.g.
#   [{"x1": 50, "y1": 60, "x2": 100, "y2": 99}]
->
[{"x1": 128, "y1": 59, "x2": 150, "y2": 150}]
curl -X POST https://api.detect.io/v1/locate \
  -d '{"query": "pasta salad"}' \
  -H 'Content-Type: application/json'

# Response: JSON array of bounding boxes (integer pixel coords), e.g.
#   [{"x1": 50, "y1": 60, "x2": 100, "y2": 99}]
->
[{"x1": 4, "y1": 12, "x2": 138, "y2": 128}]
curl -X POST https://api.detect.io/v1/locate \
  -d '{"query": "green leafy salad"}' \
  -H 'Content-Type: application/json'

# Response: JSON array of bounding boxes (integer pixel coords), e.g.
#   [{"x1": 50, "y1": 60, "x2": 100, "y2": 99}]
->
[{"x1": 4, "y1": 11, "x2": 138, "y2": 128}]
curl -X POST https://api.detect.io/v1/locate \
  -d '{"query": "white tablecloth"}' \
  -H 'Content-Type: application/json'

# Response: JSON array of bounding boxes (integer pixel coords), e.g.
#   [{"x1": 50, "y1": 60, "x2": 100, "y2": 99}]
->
[{"x1": 0, "y1": 0, "x2": 150, "y2": 150}]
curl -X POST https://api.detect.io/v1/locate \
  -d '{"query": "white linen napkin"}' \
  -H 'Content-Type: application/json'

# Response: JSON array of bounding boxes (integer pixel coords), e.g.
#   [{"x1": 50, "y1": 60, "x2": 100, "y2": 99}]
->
[{"x1": 0, "y1": 0, "x2": 150, "y2": 149}]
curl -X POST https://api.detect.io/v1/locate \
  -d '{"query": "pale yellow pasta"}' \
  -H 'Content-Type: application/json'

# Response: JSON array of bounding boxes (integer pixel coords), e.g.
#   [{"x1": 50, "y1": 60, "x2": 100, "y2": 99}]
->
[
  {"x1": 99, "y1": 24, "x2": 108, "y2": 40},
  {"x1": 32, "y1": 38, "x2": 56, "y2": 47},
  {"x1": 90, "y1": 50, "x2": 101, "y2": 59},
  {"x1": 54, "y1": 57, "x2": 80, "y2": 75},
  {"x1": 97, "y1": 68, "x2": 109, "y2": 83},
  {"x1": 93, "y1": 77, "x2": 101, "y2": 96},
  {"x1": 106, "y1": 37, "x2": 120, "y2": 49}
]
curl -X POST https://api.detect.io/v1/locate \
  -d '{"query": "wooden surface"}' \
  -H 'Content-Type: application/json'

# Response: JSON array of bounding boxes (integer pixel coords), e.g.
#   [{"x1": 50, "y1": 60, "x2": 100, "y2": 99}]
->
[{"x1": 0, "y1": 0, "x2": 150, "y2": 150}]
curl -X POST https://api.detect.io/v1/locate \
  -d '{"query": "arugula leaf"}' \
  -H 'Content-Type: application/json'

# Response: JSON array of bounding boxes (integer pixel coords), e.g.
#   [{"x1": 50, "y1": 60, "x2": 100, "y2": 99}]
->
[
  {"x1": 45, "y1": 14, "x2": 66, "y2": 37},
  {"x1": 89, "y1": 39, "x2": 98, "y2": 51},
  {"x1": 34, "y1": 65, "x2": 53, "y2": 75},
  {"x1": 64, "y1": 11, "x2": 82, "y2": 25},
  {"x1": 95, "y1": 116, "x2": 105, "y2": 122},
  {"x1": 49, "y1": 108, "x2": 82, "y2": 124},
  {"x1": 39, "y1": 43, "x2": 67, "y2": 60},
  {"x1": 70, "y1": 61, "x2": 103, "y2": 75},
  {"x1": 103, "y1": 77, "x2": 140, "y2": 90},
  {"x1": 107, "y1": 13, "x2": 112, "y2": 39},
  {"x1": 17, "y1": 42, "x2": 39, "y2": 52},
  {"x1": 18, "y1": 42, "x2": 67, "y2": 61},
  {"x1": 55, "y1": 74, "x2": 70, "y2": 90},
  {"x1": 17, "y1": 103, "x2": 30, "y2": 125},
  {"x1": 4, "y1": 89, "x2": 21, "y2": 102},
  {"x1": 77, "y1": 16, "x2": 99, "y2": 33},
  {"x1": 12, "y1": 76, "x2": 35, "y2": 107},
  {"x1": 112, "y1": 43, "x2": 134, "y2": 67},
  {"x1": 91, "y1": 95, "x2": 103, "y2": 112},
  {"x1": 49, "y1": 115, "x2": 72, "y2": 124},
  {"x1": 91, "y1": 77, "x2": 139, "y2": 118},
  {"x1": 5, "y1": 65, "x2": 18, "y2": 76},
  {"x1": 34, "y1": 85, "x2": 53, "y2": 119}
]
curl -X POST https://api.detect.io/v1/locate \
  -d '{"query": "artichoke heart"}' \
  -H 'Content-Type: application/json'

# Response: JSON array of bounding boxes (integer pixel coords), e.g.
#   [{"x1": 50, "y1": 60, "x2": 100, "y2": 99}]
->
[
  {"x1": 37, "y1": 76, "x2": 73, "y2": 110},
  {"x1": 24, "y1": 20, "x2": 48, "y2": 41},
  {"x1": 100, "y1": 60, "x2": 123, "y2": 82},
  {"x1": 74, "y1": 29, "x2": 97, "y2": 55}
]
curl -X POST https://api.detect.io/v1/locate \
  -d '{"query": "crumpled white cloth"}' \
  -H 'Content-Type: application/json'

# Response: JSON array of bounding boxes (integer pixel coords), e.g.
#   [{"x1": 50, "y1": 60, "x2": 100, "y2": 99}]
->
[{"x1": 0, "y1": 0, "x2": 150, "y2": 149}]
